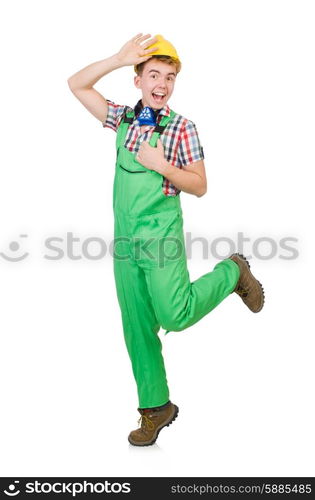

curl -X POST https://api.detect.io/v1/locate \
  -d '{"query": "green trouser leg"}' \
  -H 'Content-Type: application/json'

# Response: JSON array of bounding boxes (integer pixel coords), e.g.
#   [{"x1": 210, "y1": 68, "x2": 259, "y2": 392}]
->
[
  {"x1": 114, "y1": 237, "x2": 239, "y2": 408},
  {"x1": 144, "y1": 254, "x2": 240, "y2": 334},
  {"x1": 113, "y1": 215, "x2": 170, "y2": 409},
  {"x1": 113, "y1": 109, "x2": 240, "y2": 409}
]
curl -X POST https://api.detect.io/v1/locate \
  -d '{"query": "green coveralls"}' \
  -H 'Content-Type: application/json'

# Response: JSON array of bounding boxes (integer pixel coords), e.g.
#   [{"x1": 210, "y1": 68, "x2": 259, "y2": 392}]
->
[{"x1": 113, "y1": 108, "x2": 240, "y2": 409}]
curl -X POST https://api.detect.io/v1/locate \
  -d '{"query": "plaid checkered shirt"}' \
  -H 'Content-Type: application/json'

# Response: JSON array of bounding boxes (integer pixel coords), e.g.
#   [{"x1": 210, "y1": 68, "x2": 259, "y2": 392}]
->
[{"x1": 102, "y1": 99, "x2": 205, "y2": 196}]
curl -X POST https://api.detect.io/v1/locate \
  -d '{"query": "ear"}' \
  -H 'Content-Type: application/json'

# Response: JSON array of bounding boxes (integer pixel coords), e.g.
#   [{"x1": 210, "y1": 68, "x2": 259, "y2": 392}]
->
[{"x1": 134, "y1": 75, "x2": 141, "y2": 89}]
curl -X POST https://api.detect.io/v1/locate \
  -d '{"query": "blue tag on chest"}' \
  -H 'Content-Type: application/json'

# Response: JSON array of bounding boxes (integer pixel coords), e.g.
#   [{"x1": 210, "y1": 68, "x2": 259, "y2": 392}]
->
[{"x1": 137, "y1": 106, "x2": 157, "y2": 126}]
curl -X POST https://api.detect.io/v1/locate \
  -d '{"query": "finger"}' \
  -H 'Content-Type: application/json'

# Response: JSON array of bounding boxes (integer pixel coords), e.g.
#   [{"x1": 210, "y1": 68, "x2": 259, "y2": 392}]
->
[
  {"x1": 136, "y1": 55, "x2": 152, "y2": 64},
  {"x1": 136, "y1": 34, "x2": 153, "y2": 44},
  {"x1": 142, "y1": 36, "x2": 158, "y2": 48},
  {"x1": 143, "y1": 46, "x2": 159, "y2": 55},
  {"x1": 131, "y1": 33, "x2": 143, "y2": 41}
]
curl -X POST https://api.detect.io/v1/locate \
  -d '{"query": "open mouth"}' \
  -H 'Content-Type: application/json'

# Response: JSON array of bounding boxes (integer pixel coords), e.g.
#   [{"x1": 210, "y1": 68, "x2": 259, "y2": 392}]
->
[{"x1": 152, "y1": 92, "x2": 166, "y2": 103}]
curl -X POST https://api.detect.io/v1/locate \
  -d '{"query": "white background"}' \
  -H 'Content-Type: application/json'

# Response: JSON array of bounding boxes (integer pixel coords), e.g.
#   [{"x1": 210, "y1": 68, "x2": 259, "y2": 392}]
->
[{"x1": 1, "y1": 0, "x2": 314, "y2": 477}]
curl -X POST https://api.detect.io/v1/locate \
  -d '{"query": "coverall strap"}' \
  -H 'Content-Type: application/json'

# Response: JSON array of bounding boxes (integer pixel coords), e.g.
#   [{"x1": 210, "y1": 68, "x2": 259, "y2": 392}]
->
[
  {"x1": 122, "y1": 110, "x2": 134, "y2": 124},
  {"x1": 116, "y1": 108, "x2": 176, "y2": 152},
  {"x1": 116, "y1": 109, "x2": 135, "y2": 152},
  {"x1": 149, "y1": 110, "x2": 176, "y2": 147}
]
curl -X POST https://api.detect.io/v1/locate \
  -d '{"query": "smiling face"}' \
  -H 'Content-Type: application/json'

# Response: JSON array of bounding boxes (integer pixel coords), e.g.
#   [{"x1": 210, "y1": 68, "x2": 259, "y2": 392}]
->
[{"x1": 134, "y1": 58, "x2": 177, "y2": 110}]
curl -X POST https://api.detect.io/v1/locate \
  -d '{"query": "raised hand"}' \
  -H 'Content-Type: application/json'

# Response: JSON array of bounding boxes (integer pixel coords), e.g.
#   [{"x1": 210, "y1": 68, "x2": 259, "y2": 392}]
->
[{"x1": 116, "y1": 33, "x2": 158, "y2": 67}]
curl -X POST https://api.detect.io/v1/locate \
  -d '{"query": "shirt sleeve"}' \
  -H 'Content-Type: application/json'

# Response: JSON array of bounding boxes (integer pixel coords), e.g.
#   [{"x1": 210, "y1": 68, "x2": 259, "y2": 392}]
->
[
  {"x1": 178, "y1": 120, "x2": 205, "y2": 166},
  {"x1": 101, "y1": 99, "x2": 128, "y2": 132}
]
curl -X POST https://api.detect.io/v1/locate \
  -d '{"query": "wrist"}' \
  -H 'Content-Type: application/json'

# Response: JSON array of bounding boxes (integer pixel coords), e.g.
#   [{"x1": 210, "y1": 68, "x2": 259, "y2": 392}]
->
[
  {"x1": 158, "y1": 159, "x2": 171, "y2": 175},
  {"x1": 111, "y1": 53, "x2": 126, "y2": 69}
]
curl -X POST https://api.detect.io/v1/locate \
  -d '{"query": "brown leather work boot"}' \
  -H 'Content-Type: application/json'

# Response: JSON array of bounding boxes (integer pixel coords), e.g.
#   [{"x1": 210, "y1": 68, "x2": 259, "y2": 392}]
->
[
  {"x1": 128, "y1": 401, "x2": 179, "y2": 446},
  {"x1": 228, "y1": 253, "x2": 265, "y2": 313}
]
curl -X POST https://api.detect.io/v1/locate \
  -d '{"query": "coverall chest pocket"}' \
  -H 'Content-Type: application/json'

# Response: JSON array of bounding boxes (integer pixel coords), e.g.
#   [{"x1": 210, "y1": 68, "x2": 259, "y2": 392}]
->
[
  {"x1": 119, "y1": 164, "x2": 147, "y2": 174},
  {"x1": 116, "y1": 145, "x2": 148, "y2": 174}
]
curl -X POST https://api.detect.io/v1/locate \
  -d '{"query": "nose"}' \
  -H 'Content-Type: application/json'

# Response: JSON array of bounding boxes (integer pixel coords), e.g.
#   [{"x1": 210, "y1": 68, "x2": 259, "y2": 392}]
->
[
  {"x1": 157, "y1": 82, "x2": 167, "y2": 91},
  {"x1": 156, "y1": 75, "x2": 168, "y2": 86}
]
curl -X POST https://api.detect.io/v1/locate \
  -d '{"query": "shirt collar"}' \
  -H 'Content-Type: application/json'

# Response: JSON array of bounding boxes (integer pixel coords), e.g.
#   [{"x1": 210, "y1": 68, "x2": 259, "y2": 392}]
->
[{"x1": 134, "y1": 99, "x2": 171, "y2": 123}]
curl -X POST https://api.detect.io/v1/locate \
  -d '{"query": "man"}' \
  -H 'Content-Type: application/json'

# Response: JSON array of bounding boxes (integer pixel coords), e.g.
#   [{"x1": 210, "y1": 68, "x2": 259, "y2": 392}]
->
[{"x1": 67, "y1": 33, "x2": 264, "y2": 446}]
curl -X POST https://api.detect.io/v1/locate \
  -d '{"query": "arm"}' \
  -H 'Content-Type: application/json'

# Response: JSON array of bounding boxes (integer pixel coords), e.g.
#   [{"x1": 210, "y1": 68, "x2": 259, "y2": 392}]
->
[
  {"x1": 160, "y1": 159, "x2": 207, "y2": 198},
  {"x1": 67, "y1": 54, "x2": 121, "y2": 122},
  {"x1": 67, "y1": 33, "x2": 158, "y2": 122}
]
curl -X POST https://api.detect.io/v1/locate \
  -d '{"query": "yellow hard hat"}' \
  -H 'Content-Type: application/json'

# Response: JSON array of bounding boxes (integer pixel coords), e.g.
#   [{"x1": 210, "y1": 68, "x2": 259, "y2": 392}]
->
[{"x1": 134, "y1": 34, "x2": 181, "y2": 73}]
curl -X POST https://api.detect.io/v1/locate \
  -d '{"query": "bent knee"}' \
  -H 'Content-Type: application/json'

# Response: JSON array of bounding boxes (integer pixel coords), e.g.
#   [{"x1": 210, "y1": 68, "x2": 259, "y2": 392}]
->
[{"x1": 160, "y1": 313, "x2": 187, "y2": 333}]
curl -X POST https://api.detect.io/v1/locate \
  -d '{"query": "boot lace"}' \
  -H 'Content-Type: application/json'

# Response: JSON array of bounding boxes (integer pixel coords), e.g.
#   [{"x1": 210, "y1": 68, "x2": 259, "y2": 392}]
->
[
  {"x1": 236, "y1": 284, "x2": 249, "y2": 298},
  {"x1": 138, "y1": 414, "x2": 155, "y2": 433}
]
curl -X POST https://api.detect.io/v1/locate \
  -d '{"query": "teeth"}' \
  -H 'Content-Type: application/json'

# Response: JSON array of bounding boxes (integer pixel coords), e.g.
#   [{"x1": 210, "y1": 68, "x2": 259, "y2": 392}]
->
[{"x1": 153, "y1": 92, "x2": 165, "y2": 96}]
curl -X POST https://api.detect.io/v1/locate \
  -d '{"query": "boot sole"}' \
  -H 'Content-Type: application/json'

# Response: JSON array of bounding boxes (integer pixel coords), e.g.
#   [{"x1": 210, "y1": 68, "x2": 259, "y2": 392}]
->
[
  {"x1": 128, "y1": 404, "x2": 179, "y2": 447},
  {"x1": 232, "y1": 253, "x2": 265, "y2": 313}
]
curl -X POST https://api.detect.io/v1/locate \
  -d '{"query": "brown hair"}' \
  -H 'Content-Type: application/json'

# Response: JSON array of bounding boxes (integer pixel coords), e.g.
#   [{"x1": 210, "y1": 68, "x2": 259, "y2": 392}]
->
[{"x1": 135, "y1": 55, "x2": 181, "y2": 76}]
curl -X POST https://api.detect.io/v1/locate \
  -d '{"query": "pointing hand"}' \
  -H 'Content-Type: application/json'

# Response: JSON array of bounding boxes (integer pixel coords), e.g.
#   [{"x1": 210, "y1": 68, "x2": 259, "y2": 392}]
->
[{"x1": 136, "y1": 138, "x2": 167, "y2": 173}]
